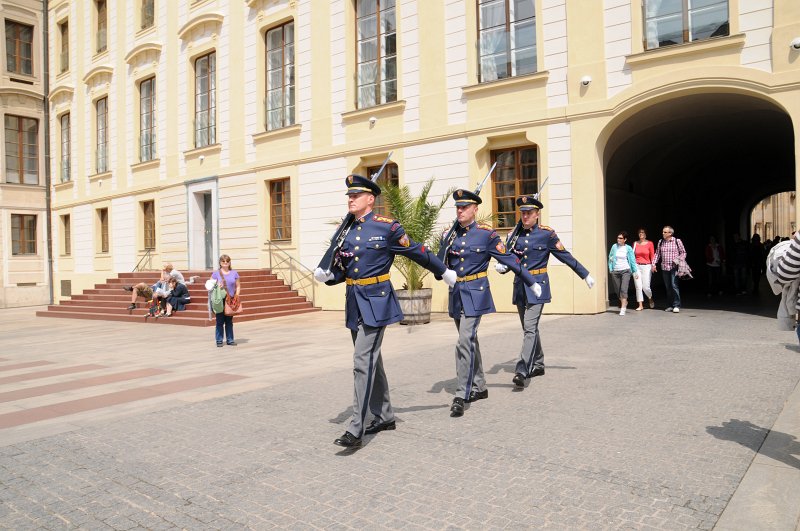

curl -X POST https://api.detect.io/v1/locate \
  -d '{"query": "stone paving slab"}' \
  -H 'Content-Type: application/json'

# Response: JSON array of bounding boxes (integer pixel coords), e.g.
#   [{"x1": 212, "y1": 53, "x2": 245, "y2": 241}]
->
[{"x1": 0, "y1": 305, "x2": 799, "y2": 529}]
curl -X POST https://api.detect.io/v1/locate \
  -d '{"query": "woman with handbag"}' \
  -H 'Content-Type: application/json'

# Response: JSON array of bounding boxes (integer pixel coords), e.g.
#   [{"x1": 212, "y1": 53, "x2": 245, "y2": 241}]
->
[{"x1": 210, "y1": 254, "x2": 241, "y2": 347}]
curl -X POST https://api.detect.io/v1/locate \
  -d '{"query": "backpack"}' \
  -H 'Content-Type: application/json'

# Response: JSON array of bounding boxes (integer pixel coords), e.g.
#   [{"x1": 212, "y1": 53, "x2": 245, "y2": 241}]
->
[{"x1": 210, "y1": 276, "x2": 227, "y2": 314}]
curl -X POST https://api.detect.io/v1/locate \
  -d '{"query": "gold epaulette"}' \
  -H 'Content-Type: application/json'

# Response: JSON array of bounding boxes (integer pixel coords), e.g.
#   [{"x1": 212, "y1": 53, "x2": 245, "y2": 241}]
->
[
  {"x1": 538, "y1": 224, "x2": 554, "y2": 232},
  {"x1": 477, "y1": 223, "x2": 494, "y2": 231},
  {"x1": 372, "y1": 215, "x2": 394, "y2": 224}
]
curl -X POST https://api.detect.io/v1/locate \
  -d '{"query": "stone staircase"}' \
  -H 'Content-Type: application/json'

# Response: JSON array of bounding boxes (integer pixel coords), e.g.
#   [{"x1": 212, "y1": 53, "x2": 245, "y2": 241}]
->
[{"x1": 36, "y1": 270, "x2": 319, "y2": 326}]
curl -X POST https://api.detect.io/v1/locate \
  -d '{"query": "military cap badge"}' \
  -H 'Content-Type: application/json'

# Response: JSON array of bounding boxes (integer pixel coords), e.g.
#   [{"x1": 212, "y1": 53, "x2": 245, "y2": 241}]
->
[
  {"x1": 348, "y1": 176, "x2": 354, "y2": 184},
  {"x1": 457, "y1": 190, "x2": 463, "y2": 197}
]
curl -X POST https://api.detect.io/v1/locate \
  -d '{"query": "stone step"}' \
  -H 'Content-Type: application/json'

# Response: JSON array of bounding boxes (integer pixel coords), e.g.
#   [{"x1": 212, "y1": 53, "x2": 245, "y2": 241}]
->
[{"x1": 36, "y1": 306, "x2": 320, "y2": 326}]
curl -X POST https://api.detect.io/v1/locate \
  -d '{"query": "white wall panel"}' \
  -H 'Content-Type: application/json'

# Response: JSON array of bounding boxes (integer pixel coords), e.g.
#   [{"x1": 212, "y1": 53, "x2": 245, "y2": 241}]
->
[
  {"x1": 404, "y1": 138, "x2": 470, "y2": 224},
  {"x1": 401, "y1": 0, "x2": 420, "y2": 133},
  {"x1": 297, "y1": 0, "x2": 313, "y2": 151},
  {"x1": 546, "y1": 122, "x2": 575, "y2": 263},
  {"x1": 72, "y1": 205, "x2": 93, "y2": 274},
  {"x1": 244, "y1": 6, "x2": 258, "y2": 163},
  {"x1": 111, "y1": 196, "x2": 135, "y2": 272},
  {"x1": 542, "y1": 0, "x2": 568, "y2": 108},
  {"x1": 218, "y1": 175, "x2": 259, "y2": 265},
  {"x1": 444, "y1": 0, "x2": 467, "y2": 124},
  {"x1": 739, "y1": 1, "x2": 773, "y2": 72},
  {"x1": 331, "y1": 0, "x2": 346, "y2": 145},
  {"x1": 604, "y1": 0, "x2": 633, "y2": 98},
  {"x1": 298, "y1": 158, "x2": 348, "y2": 268}
]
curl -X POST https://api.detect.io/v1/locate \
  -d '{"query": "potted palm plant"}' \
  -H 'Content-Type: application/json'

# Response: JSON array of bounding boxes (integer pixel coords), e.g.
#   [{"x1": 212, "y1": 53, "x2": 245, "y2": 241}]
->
[{"x1": 379, "y1": 178, "x2": 452, "y2": 324}]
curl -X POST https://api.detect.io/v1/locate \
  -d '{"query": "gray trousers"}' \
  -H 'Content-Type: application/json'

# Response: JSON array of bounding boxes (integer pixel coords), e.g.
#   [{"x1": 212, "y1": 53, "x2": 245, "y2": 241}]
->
[
  {"x1": 453, "y1": 313, "x2": 485, "y2": 400},
  {"x1": 516, "y1": 303, "x2": 544, "y2": 376},
  {"x1": 347, "y1": 323, "x2": 393, "y2": 438}
]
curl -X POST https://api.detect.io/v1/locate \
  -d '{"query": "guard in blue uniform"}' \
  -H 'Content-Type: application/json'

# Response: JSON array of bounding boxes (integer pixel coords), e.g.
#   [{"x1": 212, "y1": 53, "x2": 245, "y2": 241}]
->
[
  {"x1": 315, "y1": 175, "x2": 457, "y2": 447},
  {"x1": 497, "y1": 195, "x2": 595, "y2": 389},
  {"x1": 441, "y1": 189, "x2": 536, "y2": 417}
]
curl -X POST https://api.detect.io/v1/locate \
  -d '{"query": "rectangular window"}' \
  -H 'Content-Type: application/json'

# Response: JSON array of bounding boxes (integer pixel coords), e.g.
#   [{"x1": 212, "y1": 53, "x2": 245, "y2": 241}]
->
[
  {"x1": 62, "y1": 214, "x2": 71, "y2": 256},
  {"x1": 11, "y1": 214, "x2": 36, "y2": 255},
  {"x1": 60, "y1": 113, "x2": 70, "y2": 182},
  {"x1": 96, "y1": 1, "x2": 107, "y2": 53},
  {"x1": 142, "y1": 200, "x2": 155, "y2": 249},
  {"x1": 98, "y1": 208, "x2": 109, "y2": 253},
  {"x1": 644, "y1": 0, "x2": 729, "y2": 50},
  {"x1": 369, "y1": 163, "x2": 399, "y2": 217},
  {"x1": 4, "y1": 115, "x2": 38, "y2": 185},
  {"x1": 5, "y1": 20, "x2": 33, "y2": 75},
  {"x1": 478, "y1": 0, "x2": 536, "y2": 83},
  {"x1": 140, "y1": 77, "x2": 156, "y2": 162},
  {"x1": 141, "y1": 0, "x2": 155, "y2": 30},
  {"x1": 59, "y1": 21, "x2": 69, "y2": 73},
  {"x1": 195, "y1": 52, "x2": 216, "y2": 147},
  {"x1": 356, "y1": 0, "x2": 396, "y2": 109},
  {"x1": 491, "y1": 147, "x2": 538, "y2": 229},
  {"x1": 269, "y1": 178, "x2": 291, "y2": 241},
  {"x1": 265, "y1": 22, "x2": 295, "y2": 131},
  {"x1": 96, "y1": 97, "x2": 108, "y2": 173}
]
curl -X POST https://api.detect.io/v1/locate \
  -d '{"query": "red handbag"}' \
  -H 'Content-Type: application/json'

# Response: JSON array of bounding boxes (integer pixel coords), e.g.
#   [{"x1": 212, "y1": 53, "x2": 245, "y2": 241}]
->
[{"x1": 224, "y1": 295, "x2": 243, "y2": 315}]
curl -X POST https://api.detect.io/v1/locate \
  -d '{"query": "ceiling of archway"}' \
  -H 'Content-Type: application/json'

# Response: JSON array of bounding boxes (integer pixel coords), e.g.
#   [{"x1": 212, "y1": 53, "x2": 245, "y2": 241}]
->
[{"x1": 605, "y1": 93, "x2": 795, "y2": 203}]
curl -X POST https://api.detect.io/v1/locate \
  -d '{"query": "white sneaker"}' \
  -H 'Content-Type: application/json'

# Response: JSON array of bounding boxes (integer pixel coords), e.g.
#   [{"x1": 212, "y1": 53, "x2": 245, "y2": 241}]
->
[
  {"x1": 672, "y1": 307, "x2": 680, "y2": 313},
  {"x1": 619, "y1": 308, "x2": 626, "y2": 316}
]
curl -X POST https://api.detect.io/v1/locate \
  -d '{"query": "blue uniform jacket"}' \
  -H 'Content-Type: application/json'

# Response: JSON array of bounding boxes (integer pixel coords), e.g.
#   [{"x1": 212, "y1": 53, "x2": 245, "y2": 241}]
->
[
  {"x1": 442, "y1": 221, "x2": 535, "y2": 318},
  {"x1": 510, "y1": 223, "x2": 589, "y2": 305},
  {"x1": 327, "y1": 211, "x2": 447, "y2": 331}
]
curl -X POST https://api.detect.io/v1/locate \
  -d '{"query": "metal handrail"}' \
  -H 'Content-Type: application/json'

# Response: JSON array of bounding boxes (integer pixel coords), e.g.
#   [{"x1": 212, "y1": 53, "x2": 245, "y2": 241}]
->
[
  {"x1": 264, "y1": 240, "x2": 316, "y2": 306},
  {"x1": 133, "y1": 248, "x2": 153, "y2": 272}
]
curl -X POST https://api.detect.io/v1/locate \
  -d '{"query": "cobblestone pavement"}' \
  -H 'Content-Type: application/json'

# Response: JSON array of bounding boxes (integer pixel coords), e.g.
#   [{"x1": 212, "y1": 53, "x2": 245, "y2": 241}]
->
[{"x1": 0, "y1": 304, "x2": 798, "y2": 530}]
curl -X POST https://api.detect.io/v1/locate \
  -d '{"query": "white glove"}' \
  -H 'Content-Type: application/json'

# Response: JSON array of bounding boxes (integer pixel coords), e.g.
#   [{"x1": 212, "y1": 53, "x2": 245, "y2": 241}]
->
[
  {"x1": 533, "y1": 282, "x2": 542, "y2": 297},
  {"x1": 495, "y1": 263, "x2": 509, "y2": 274},
  {"x1": 633, "y1": 273, "x2": 639, "y2": 280},
  {"x1": 585, "y1": 274, "x2": 595, "y2": 289},
  {"x1": 442, "y1": 269, "x2": 457, "y2": 288},
  {"x1": 314, "y1": 267, "x2": 334, "y2": 283}
]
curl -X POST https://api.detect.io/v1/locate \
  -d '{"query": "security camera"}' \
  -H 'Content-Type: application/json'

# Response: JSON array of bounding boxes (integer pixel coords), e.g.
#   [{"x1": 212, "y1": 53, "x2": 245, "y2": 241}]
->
[
  {"x1": 368, "y1": 116, "x2": 377, "y2": 125},
  {"x1": 580, "y1": 75, "x2": 592, "y2": 86},
  {"x1": 199, "y1": 154, "x2": 205, "y2": 162},
  {"x1": 791, "y1": 37, "x2": 800, "y2": 50}
]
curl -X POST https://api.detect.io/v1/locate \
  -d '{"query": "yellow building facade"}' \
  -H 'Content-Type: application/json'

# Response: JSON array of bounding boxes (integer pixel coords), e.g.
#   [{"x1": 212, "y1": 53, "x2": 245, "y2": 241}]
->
[
  {"x1": 1, "y1": 0, "x2": 49, "y2": 308},
  {"x1": 46, "y1": 0, "x2": 800, "y2": 314}
]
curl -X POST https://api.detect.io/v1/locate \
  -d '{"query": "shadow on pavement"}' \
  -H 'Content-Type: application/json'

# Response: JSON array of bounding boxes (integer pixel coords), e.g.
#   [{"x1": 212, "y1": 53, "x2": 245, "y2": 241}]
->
[{"x1": 707, "y1": 418, "x2": 800, "y2": 470}]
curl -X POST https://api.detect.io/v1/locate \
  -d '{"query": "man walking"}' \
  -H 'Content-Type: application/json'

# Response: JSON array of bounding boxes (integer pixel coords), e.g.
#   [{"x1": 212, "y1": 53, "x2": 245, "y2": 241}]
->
[
  {"x1": 314, "y1": 174, "x2": 456, "y2": 448},
  {"x1": 653, "y1": 225, "x2": 686, "y2": 313},
  {"x1": 498, "y1": 195, "x2": 595, "y2": 389},
  {"x1": 441, "y1": 189, "x2": 535, "y2": 417}
]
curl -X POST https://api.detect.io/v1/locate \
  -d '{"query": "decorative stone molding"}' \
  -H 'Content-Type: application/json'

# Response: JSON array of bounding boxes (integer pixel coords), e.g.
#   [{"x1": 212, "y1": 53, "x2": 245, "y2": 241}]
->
[
  {"x1": 124, "y1": 42, "x2": 162, "y2": 65},
  {"x1": 82, "y1": 65, "x2": 113, "y2": 85},
  {"x1": 177, "y1": 12, "x2": 225, "y2": 41}
]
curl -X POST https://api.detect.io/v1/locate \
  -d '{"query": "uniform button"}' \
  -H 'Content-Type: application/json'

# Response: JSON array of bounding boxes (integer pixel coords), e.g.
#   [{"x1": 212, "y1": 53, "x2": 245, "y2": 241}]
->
[
  {"x1": 354, "y1": 257, "x2": 359, "y2": 262},
  {"x1": 356, "y1": 237, "x2": 361, "y2": 241},
  {"x1": 459, "y1": 266, "x2": 464, "y2": 271},
  {"x1": 525, "y1": 240, "x2": 529, "y2": 243},
  {"x1": 355, "y1": 246, "x2": 359, "y2": 250},
  {"x1": 476, "y1": 248, "x2": 480, "y2": 252},
  {"x1": 461, "y1": 241, "x2": 466, "y2": 245},
  {"x1": 480, "y1": 286, "x2": 484, "y2": 290},
  {"x1": 354, "y1": 268, "x2": 359, "y2": 273},
  {"x1": 460, "y1": 250, "x2": 465, "y2": 254},
  {"x1": 381, "y1": 291, "x2": 385, "y2": 296},
  {"x1": 524, "y1": 255, "x2": 527, "y2": 259},
  {"x1": 460, "y1": 258, "x2": 464, "y2": 262},
  {"x1": 375, "y1": 244, "x2": 380, "y2": 248},
  {"x1": 357, "y1": 226, "x2": 362, "y2": 231}
]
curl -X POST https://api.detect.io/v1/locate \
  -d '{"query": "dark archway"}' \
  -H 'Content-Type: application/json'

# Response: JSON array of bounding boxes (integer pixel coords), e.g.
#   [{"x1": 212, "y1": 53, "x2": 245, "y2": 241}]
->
[{"x1": 603, "y1": 91, "x2": 795, "y2": 303}]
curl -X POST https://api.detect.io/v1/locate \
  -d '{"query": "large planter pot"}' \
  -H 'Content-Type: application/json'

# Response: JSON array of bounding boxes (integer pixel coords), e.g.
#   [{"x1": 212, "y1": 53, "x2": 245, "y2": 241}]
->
[{"x1": 396, "y1": 288, "x2": 432, "y2": 325}]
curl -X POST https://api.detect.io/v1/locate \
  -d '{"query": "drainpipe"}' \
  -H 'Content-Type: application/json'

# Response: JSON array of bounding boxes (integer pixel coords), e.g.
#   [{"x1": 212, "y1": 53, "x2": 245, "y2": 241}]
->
[{"x1": 43, "y1": 0, "x2": 54, "y2": 304}]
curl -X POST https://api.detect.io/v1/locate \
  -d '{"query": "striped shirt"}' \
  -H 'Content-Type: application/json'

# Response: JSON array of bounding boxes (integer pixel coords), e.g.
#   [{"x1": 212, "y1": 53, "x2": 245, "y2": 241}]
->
[
  {"x1": 654, "y1": 237, "x2": 686, "y2": 271},
  {"x1": 773, "y1": 233, "x2": 800, "y2": 311}
]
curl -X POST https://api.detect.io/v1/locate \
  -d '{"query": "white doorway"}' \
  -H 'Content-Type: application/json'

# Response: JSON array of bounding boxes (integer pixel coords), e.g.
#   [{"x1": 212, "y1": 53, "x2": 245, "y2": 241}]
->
[{"x1": 186, "y1": 179, "x2": 218, "y2": 270}]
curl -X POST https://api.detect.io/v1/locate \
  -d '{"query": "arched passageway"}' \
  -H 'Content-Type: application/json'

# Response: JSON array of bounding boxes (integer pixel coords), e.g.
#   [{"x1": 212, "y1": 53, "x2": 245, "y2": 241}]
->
[{"x1": 602, "y1": 92, "x2": 796, "y2": 305}]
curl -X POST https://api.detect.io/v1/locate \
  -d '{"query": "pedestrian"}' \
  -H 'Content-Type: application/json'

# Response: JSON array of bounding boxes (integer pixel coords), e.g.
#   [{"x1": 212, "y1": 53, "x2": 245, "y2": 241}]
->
[
  {"x1": 608, "y1": 231, "x2": 638, "y2": 315},
  {"x1": 633, "y1": 228, "x2": 655, "y2": 310},
  {"x1": 705, "y1": 235, "x2": 725, "y2": 296},
  {"x1": 442, "y1": 189, "x2": 536, "y2": 417},
  {"x1": 314, "y1": 174, "x2": 456, "y2": 448},
  {"x1": 210, "y1": 254, "x2": 240, "y2": 347},
  {"x1": 499, "y1": 195, "x2": 594, "y2": 389},
  {"x1": 731, "y1": 233, "x2": 749, "y2": 294},
  {"x1": 163, "y1": 277, "x2": 190, "y2": 316},
  {"x1": 652, "y1": 225, "x2": 686, "y2": 313},
  {"x1": 749, "y1": 233, "x2": 766, "y2": 294},
  {"x1": 123, "y1": 263, "x2": 184, "y2": 311}
]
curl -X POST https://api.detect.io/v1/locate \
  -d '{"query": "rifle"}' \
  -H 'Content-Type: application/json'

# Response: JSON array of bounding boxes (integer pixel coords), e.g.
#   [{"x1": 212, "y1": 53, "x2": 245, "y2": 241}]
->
[
  {"x1": 505, "y1": 175, "x2": 549, "y2": 249},
  {"x1": 436, "y1": 161, "x2": 498, "y2": 263},
  {"x1": 317, "y1": 152, "x2": 393, "y2": 272}
]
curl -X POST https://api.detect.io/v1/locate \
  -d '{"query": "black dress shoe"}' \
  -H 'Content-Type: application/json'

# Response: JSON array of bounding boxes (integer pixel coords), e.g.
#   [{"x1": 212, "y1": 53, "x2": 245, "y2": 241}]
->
[
  {"x1": 450, "y1": 397, "x2": 464, "y2": 417},
  {"x1": 530, "y1": 366, "x2": 545, "y2": 378},
  {"x1": 122, "y1": 286, "x2": 133, "y2": 292},
  {"x1": 127, "y1": 303, "x2": 137, "y2": 310},
  {"x1": 364, "y1": 419, "x2": 396, "y2": 435},
  {"x1": 513, "y1": 373, "x2": 526, "y2": 388},
  {"x1": 467, "y1": 389, "x2": 488, "y2": 403},
  {"x1": 334, "y1": 431, "x2": 362, "y2": 448}
]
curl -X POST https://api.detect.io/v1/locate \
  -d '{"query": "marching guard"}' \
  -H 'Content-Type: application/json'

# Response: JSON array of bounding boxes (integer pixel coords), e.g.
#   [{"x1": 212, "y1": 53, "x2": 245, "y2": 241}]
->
[
  {"x1": 441, "y1": 189, "x2": 536, "y2": 417},
  {"x1": 315, "y1": 174, "x2": 457, "y2": 447},
  {"x1": 496, "y1": 195, "x2": 595, "y2": 389}
]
